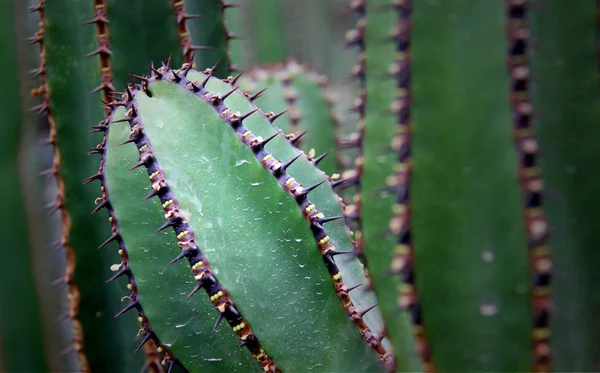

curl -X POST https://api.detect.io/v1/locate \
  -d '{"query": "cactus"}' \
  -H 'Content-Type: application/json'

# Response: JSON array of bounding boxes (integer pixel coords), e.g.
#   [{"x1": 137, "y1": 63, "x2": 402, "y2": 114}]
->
[{"x1": 2, "y1": 0, "x2": 600, "y2": 372}]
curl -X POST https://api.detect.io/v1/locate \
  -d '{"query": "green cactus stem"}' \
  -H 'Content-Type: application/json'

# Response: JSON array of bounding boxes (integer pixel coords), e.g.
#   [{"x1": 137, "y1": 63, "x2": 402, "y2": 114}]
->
[
  {"x1": 530, "y1": 0, "x2": 600, "y2": 370},
  {"x1": 0, "y1": 1, "x2": 47, "y2": 370},
  {"x1": 93, "y1": 63, "x2": 390, "y2": 372}
]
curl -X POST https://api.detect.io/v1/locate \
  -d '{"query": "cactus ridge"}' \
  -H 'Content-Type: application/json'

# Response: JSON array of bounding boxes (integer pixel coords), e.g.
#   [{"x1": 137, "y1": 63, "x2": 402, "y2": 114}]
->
[
  {"x1": 88, "y1": 110, "x2": 182, "y2": 373},
  {"x1": 171, "y1": 0, "x2": 208, "y2": 65},
  {"x1": 86, "y1": 0, "x2": 115, "y2": 98},
  {"x1": 107, "y1": 62, "x2": 280, "y2": 373},
  {"x1": 385, "y1": 1, "x2": 435, "y2": 372},
  {"x1": 28, "y1": 2, "x2": 90, "y2": 370},
  {"x1": 506, "y1": 1, "x2": 552, "y2": 370},
  {"x1": 341, "y1": 0, "x2": 367, "y2": 263},
  {"x1": 214, "y1": 70, "x2": 393, "y2": 368}
]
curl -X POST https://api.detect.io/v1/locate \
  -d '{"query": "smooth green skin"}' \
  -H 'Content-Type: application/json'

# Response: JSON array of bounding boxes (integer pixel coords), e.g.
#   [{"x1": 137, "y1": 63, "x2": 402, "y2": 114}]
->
[
  {"x1": 124, "y1": 73, "x2": 382, "y2": 371},
  {"x1": 247, "y1": 0, "x2": 287, "y2": 64},
  {"x1": 530, "y1": 2, "x2": 600, "y2": 370},
  {"x1": 183, "y1": 0, "x2": 230, "y2": 77},
  {"x1": 0, "y1": 1, "x2": 46, "y2": 370},
  {"x1": 410, "y1": 1, "x2": 531, "y2": 370},
  {"x1": 107, "y1": 0, "x2": 183, "y2": 88},
  {"x1": 360, "y1": 1, "x2": 421, "y2": 371},
  {"x1": 204, "y1": 72, "x2": 387, "y2": 361},
  {"x1": 248, "y1": 69, "x2": 339, "y2": 176},
  {"x1": 43, "y1": 1, "x2": 142, "y2": 371},
  {"x1": 224, "y1": 1, "x2": 246, "y2": 69},
  {"x1": 105, "y1": 108, "x2": 260, "y2": 372}
]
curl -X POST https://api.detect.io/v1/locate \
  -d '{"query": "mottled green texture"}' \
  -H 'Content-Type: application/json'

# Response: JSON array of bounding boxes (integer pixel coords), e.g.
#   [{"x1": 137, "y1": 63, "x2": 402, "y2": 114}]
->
[
  {"x1": 410, "y1": 1, "x2": 530, "y2": 370},
  {"x1": 360, "y1": 1, "x2": 421, "y2": 370},
  {"x1": 530, "y1": 2, "x2": 600, "y2": 370},
  {"x1": 183, "y1": 0, "x2": 230, "y2": 77},
  {"x1": 119, "y1": 73, "x2": 383, "y2": 371},
  {"x1": 245, "y1": 65, "x2": 339, "y2": 176},
  {"x1": 43, "y1": 1, "x2": 142, "y2": 370},
  {"x1": 105, "y1": 108, "x2": 260, "y2": 372},
  {"x1": 0, "y1": 2, "x2": 46, "y2": 370},
  {"x1": 106, "y1": 0, "x2": 182, "y2": 88}
]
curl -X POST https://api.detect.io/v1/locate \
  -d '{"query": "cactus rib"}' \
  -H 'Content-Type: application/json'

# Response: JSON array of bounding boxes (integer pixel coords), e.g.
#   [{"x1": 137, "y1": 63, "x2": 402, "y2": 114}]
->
[
  {"x1": 86, "y1": 1, "x2": 115, "y2": 97},
  {"x1": 207, "y1": 71, "x2": 392, "y2": 368},
  {"x1": 506, "y1": 2, "x2": 551, "y2": 370},
  {"x1": 342, "y1": 0, "x2": 366, "y2": 261},
  {"x1": 120, "y1": 64, "x2": 279, "y2": 372},
  {"x1": 171, "y1": 0, "x2": 205, "y2": 64},
  {"x1": 88, "y1": 110, "x2": 184, "y2": 373},
  {"x1": 28, "y1": 2, "x2": 89, "y2": 370},
  {"x1": 387, "y1": 1, "x2": 434, "y2": 371}
]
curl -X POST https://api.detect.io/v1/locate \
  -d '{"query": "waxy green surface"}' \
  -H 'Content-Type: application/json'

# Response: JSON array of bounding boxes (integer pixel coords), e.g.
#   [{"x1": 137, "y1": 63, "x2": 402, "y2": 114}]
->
[
  {"x1": 410, "y1": 1, "x2": 530, "y2": 370},
  {"x1": 106, "y1": 0, "x2": 182, "y2": 88},
  {"x1": 105, "y1": 108, "x2": 260, "y2": 372},
  {"x1": 43, "y1": 1, "x2": 141, "y2": 370},
  {"x1": 530, "y1": 1, "x2": 600, "y2": 370},
  {"x1": 105, "y1": 71, "x2": 383, "y2": 371}
]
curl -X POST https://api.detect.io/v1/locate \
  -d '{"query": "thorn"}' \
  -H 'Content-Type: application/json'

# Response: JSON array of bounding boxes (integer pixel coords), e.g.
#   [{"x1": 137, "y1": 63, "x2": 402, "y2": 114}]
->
[
  {"x1": 106, "y1": 266, "x2": 130, "y2": 283},
  {"x1": 84, "y1": 46, "x2": 112, "y2": 58},
  {"x1": 222, "y1": 2, "x2": 239, "y2": 9},
  {"x1": 141, "y1": 189, "x2": 160, "y2": 201},
  {"x1": 83, "y1": 172, "x2": 103, "y2": 184},
  {"x1": 201, "y1": 69, "x2": 216, "y2": 87},
  {"x1": 168, "y1": 247, "x2": 194, "y2": 264},
  {"x1": 114, "y1": 300, "x2": 139, "y2": 318},
  {"x1": 222, "y1": 86, "x2": 238, "y2": 100},
  {"x1": 248, "y1": 87, "x2": 267, "y2": 101},
  {"x1": 98, "y1": 232, "x2": 120, "y2": 249},
  {"x1": 331, "y1": 250, "x2": 355, "y2": 257},
  {"x1": 269, "y1": 110, "x2": 287, "y2": 123},
  {"x1": 331, "y1": 177, "x2": 352, "y2": 189},
  {"x1": 134, "y1": 331, "x2": 153, "y2": 353},
  {"x1": 230, "y1": 71, "x2": 244, "y2": 85},
  {"x1": 118, "y1": 137, "x2": 136, "y2": 146},
  {"x1": 359, "y1": 304, "x2": 378, "y2": 317},
  {"x1": 186, "y1": 281, "x2": 203, "y2": 300},
  {"x1": 209, "y1": 59, "x2": 221, "y2": 74},
  {"x1": 290, "y1": 130, "x2": 308, "y2": 146},
  {"x1": 319, "y1": 215, "x2": 344, "y2": 224},
  {"x1": 110, "y1": 118, "x2": 130, "y2": 124},
  {"x1": 156, "y1": 217, "x2": 181, "y2": 232},
  {"x1": 313, "y1": 150, "x2": 331, "y2": 166},
  {"x1": 188, "y1": 44, "x2": 213, "y2": 52},
  {"x1": 239, "y1": 108, "x2": 259, "y2": 122},
  {"x1": 297, "y1": 180, "x2": 326, "y2": 197},
  {"x1": 346, "y1": 283, "x2": 364, "y2": 292},
  {"x1": 89, "y1": 125, "x2": 106, "y2": 133},
  {"x1": 82, "y1": 16, "x2": 109, "y2": 26},
  {"x1": 129, "y1": 157, "x2": 150, "y2": 171},
  {"x1": 47, "y1": 201, "x2": 61, "y2": 216},
  {"x1": 91, "y1": 199, "x2": 110, "y2": 215},
  {"x1": 171, "y1": 69, "x2": 181, "y2": 82},
  {"x1": 212, "y1": 312, "x2": 225, "y2": 333},
  {"x1": 164, "y1": 54, "x2": 173, "y2": 70},
  {"x1": 51, "y1": 276, "x2": 66, "y2": 287},
  {"x1": 60, "y1": 346, "x2": 74, "y2": 357},
  {"x1": 131, "y1": 74, "x2": 149, "y2": 84},
  {"x1": 281, "y1": 154, "x2": 302, "y2": 172},
  {"x1": 149, "y1": 65, "x2": 163, "y2": 79},
  {"x1": 182, "y1": 56, "x2": 194, "y2": 76},
  {"x1": 252, "y1": 130, "x2": 281, "y2": 150}
]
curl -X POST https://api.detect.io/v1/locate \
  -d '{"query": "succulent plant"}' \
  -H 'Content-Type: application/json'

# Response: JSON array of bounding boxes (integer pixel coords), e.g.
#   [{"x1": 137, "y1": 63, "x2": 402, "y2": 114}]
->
[{"x1": 2, "y1": 0, "x2": 600, "y2": 372}]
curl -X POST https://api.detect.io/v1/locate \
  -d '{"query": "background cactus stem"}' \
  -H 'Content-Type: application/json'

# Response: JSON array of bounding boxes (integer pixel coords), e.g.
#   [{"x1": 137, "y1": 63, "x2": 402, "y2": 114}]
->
[{"x1": 29, "y1": 1, "x2": 89, "y2": 370}]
